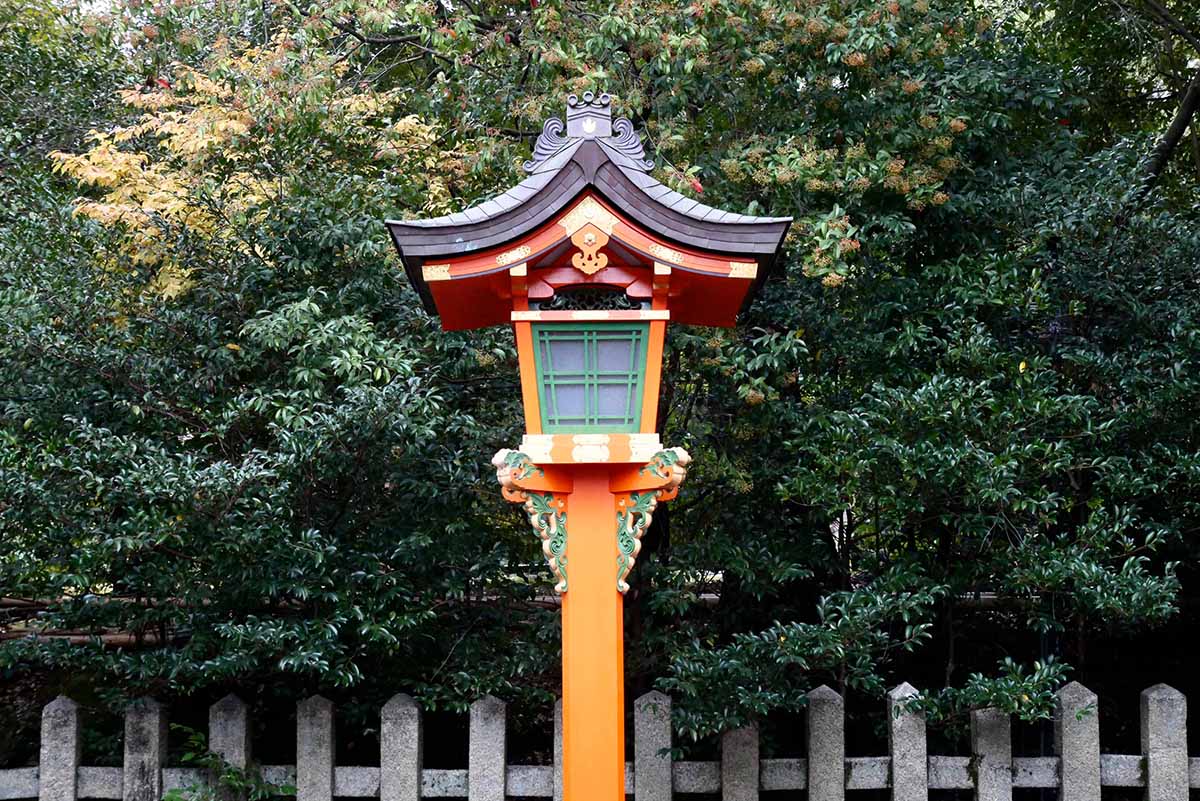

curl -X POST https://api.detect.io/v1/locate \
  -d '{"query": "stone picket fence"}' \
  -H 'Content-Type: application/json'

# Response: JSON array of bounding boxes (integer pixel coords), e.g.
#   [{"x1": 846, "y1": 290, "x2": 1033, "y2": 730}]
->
[{"x1": 0, "y1": 682, "x2": 1194, "y2": 801}]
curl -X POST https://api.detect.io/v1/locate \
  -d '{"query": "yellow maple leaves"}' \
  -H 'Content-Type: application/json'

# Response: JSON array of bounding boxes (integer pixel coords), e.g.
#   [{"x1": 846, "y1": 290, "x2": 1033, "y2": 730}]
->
[
  {"x1": 50, "y1": 31, "x2": 449, "y2": 302},
  {"x1": 52, "y1": 136, "x2": 200, "y2": 274}
]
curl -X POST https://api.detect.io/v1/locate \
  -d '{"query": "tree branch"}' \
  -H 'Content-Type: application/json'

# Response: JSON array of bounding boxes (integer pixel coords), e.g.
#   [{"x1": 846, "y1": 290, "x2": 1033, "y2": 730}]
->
[
  {"x1": 1139, "y1": 0, "x2": 1200, "y2": 52},
  {"x1": 1131, "y1": 64, "x2": 1200, "y2": 206},
  {"x1": 1109, "y1": 1, "x2": 1200, "y2": 211}
]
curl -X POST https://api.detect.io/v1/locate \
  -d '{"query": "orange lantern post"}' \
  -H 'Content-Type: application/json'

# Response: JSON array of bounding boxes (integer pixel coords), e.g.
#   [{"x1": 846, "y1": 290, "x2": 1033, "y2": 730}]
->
[{"x1": 386, "y1": 92, "x2": 790, "y2": 801}]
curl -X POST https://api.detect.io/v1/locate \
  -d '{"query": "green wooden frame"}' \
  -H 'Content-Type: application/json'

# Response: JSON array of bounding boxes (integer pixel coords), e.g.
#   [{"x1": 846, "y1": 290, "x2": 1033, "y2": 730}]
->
[{"x1": 532, "y1": 322, "x2": 649, "y2": 433}]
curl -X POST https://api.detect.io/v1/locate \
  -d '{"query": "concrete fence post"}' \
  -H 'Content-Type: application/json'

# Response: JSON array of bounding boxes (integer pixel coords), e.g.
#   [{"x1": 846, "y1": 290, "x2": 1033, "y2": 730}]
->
[
  {"x1": 123, "y1": 698, "x2": 167, "y2": 801},
  {"x1": 39, "y1": 696, "x2": 81, "y2": 801},
  {"x1": 806, "y1": 685, "x2": 845, "y2": 801},
  {"x1": 209, "y1": 694, "x2": 251, "y2": 768},
  {"x1": 1054, "y1": 681, "x2": 1100, "y2": 801},
  {"x1": 468, "y1": 696, "x2": 506, "y2": 801},
  {"x1": 209, "y1": 694, "x2": 250, "y2": 801},
  {"x1": 381, "y1": 694, "x2": 422, "y2": 801},
  {"x1": 887, "y1": 683, "x2": 927, "y2": 801},
  {"x1": 297, "y1": 696, "x2": 334, "y2": 801},
  {"x1": 720, "y1": 725, "x2": 759, "y2": 801},
  {"x1": 1141, "y1": 683, "x2": 1187, "y2": 801},
  {"x1": 635, "y1": 691, "x2": 672, "y2": 801},
  {"x1": 970, "y1": 708, "x2": 1011, "y2": 801}
]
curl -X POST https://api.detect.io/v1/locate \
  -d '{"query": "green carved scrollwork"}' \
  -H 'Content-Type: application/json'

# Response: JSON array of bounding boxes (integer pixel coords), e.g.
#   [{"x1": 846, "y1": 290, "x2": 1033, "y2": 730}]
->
[
  {"x1": 617, "y1": 448, "x2": 691, "y2": 593},
  {"x1": 503, "y1": 450, "x2": 544, "y2": 481},
  {"x1": 492, "y1": 449, "x2": 565, "y2": 593},
  {"x1": 639, "y1": 448, "x2": 683, "y2": 478},
  {"x1": 616, "y1": 490, "x2": 659, "y2": 594},
  {"x1": 523, "y1": 491, "x2": 568, "y2": 593}
]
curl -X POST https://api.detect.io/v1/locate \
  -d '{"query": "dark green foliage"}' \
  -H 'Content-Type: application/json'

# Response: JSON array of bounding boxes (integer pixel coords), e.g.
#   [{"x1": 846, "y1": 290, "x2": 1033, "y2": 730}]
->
[{"x1": 1, "y1": 0, "x2": 1198, "y2": 755}]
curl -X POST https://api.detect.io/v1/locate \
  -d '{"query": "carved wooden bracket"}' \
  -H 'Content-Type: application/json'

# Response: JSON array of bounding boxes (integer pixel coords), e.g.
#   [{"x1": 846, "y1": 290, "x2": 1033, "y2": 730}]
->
[
  {"x1": 493, "y1": 450, "x2": 568, "y2": 593},
  {"x1": 615, "y1": 448, "x2": 691, "y2": 593}
]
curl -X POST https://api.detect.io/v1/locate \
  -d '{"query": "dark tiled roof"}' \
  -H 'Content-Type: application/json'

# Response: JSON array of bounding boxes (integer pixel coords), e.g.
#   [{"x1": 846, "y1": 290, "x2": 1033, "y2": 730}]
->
[
  {"x1": 385, "y1": 92, "x2": 792, "y2": 314},
  {"x1": 387, "y1": 115, "x2": 787, "y2": 232}
]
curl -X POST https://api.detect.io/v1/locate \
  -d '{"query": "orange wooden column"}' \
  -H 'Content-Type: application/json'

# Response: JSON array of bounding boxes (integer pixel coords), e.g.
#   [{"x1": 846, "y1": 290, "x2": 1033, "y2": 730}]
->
[
  {"x1": 560, "y1": 466, "x2": 626, "y2": 801},
  {"x1": 494, "y1": 448, "x2": 690, "y2": 801}
]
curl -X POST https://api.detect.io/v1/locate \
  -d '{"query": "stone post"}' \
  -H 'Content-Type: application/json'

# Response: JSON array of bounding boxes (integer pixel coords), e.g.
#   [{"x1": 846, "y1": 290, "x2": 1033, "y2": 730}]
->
[
  {"x1": 806, "y1": 685, "x2": 845, "y2": 801},
  {"x1": 1141, "y1": 684, "x2": 1187, "y2": 801},
  {"x1": 209, "y1": 694, "x2": 251, "y2": 768},
  {"x1": 297, "y1": 696, "x2": 335, "y2": 801},
  {"x1": 887, "y1": 683, "x2": 927, "y2": 801},
  {"x1": 209, "y1": 694, "x2": 250, "y2": 801},
  {"x1": 382, "y1": 694, "x2": 422, "y2": 801},
  {"x1": 720, "y1": 725, "x2": 758, "y2": 801},
  {"x1": 970, "y1": 708, "x2": 1011, "y2": 801},
  {"x1": 635, "y1": 691, "x2": 672, "y2": 801},
  {"x1": 553, "y1": 699, "x2": 563, "y2": 801},
  {"x1": 468, "y1": 696, "x2": 506, "y2": 801},
  {"x1": 1054, "y1": 681, "x2": 1099, "y2": 801},
  {"x1": 123, "y1": 698, "x2": 167, "y2": 801},
  {"x1": 39, "y1": 697, "x2": 80, "y2": 801}
]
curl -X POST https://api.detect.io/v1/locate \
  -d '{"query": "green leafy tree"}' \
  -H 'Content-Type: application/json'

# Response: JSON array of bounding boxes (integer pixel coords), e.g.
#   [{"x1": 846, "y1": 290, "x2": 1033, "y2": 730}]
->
[{"x1": 2, "y1": 0, "x2": 1198, "y2": 754}]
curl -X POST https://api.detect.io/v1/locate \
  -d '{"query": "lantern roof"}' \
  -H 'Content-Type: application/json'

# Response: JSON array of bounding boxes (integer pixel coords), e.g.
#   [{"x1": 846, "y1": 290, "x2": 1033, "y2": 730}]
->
[{"x1": 386, "y1": 92, "x2": 791, "y2": 328}]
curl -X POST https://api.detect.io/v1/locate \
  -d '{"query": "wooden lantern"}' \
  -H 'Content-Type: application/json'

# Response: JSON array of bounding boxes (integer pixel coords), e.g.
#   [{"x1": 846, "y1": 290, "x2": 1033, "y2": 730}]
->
[{"x1": 386, "y1": 91, "x2": 790, "y2": 801}]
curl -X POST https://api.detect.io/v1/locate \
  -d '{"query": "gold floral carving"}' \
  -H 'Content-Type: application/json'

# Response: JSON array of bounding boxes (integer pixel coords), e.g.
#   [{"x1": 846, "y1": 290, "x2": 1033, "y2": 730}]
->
[
  {"x1": 558, "y1": 196, "x2": 617, "y2": 236},
  {"x1": 496, "y1": 245, "x2": 532, "y2": 266},
  {"x1": 571, "y1": 226, "x2": 610, "y2": 275},
  {"x1": 648, "y1": 243, "x2": 683, "y2": 264},
  {"x1": 422, "y1": 263, "x2": 452, "y2": 281}
]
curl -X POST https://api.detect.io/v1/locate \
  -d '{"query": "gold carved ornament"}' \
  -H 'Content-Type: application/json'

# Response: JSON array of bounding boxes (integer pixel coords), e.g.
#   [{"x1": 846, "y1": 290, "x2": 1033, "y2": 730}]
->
[
  {"x1": 557, "y1": 196, "x2": 618, "y2": 236},
  {"x1": 648, "y1": 243, "x2": 683, "y2": 264},
  {"x1": 571, "y1": 226, "x2": 610, "y2": 275},
  {"x1": 497, "y1": 245, "x2": 532, "y2": 266}
]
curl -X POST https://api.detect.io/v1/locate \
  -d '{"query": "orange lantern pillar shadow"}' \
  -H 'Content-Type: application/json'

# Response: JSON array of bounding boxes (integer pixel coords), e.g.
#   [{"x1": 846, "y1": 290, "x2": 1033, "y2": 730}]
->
[{"x1": 387, "y1": 91, "x2": 790, "y2": 801}]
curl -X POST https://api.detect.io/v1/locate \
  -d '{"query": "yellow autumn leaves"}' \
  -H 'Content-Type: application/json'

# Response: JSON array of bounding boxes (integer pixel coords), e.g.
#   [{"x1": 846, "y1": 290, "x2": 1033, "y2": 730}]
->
[{"x1": 50, "y1": 33, "x2": 448, "y2": 302}]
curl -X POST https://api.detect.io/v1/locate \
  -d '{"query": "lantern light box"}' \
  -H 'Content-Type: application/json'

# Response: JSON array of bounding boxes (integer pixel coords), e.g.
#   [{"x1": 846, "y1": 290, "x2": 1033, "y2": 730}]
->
[
  {"x1": 388, "y1": 92, "x2": 789, "y2": 462},
  {"x1": 533, "y1": 322, "x2": 648, "y2": 432}
]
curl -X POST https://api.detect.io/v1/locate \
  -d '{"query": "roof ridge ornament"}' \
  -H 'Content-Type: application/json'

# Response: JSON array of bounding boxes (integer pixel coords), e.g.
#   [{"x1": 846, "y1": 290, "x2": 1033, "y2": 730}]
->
[
  {"x1": 523, "y1": 91, "x2": 654, "y2": 174},
  {"x1": 608, "y1": 118, "x2": 656, "y2": 171},
  {"x1": 522, "y1": 117, "x2": 569, "y2": 172},
  {"x1": 567, "y1": 91, "x2": 612, "y2": 138}
]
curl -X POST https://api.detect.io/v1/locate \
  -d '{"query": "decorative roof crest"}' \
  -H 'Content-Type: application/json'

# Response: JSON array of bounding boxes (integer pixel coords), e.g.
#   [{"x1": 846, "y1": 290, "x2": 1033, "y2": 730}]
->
[
  {"x1": 523, "y1": 91, "x2": 655, "y2": 174},
  {"x1": 567, "y1": 91, "x2": 612, "y2": 138}
]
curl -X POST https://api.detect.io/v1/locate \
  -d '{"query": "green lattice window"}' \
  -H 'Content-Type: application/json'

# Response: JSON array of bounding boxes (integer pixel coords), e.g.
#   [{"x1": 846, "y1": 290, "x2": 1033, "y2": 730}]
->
[{"x1": 533, "y1": 323, "x2": 648, "y2": 432}]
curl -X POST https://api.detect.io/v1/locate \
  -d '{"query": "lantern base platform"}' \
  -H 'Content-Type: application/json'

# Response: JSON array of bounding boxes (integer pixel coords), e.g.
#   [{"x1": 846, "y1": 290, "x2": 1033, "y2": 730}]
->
[{"x1": 520, "y1": 433, "x2": 663, "y2": 464}]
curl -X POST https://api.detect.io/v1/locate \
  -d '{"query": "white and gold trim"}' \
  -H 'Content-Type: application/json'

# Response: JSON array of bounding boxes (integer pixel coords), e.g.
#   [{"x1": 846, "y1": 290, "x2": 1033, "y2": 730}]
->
[
  {"x1": 520, "y1": 433, "x2": 664, "y2": 464},
  {"x1": 511, "y1": 310, "x2": 670, "y2": 322},
  {"x1": 497, "y1": 245, "x2": 532, "y2": 266},
  {"x1": 557, "y1": 196, "x2": 618, "y2": 237},
  {"x1": 648, "y1": 243, "x2": 683, "y2": 263}
]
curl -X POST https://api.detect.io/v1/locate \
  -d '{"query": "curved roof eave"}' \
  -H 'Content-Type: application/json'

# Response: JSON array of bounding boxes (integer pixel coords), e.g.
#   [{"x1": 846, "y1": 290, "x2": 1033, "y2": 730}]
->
[
  {"x1": 385, "y1": 95, "x2": 792, "y2": 317},
  {"x1": 387, "y1": 142, "x2": 790, "y2": 259}
]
